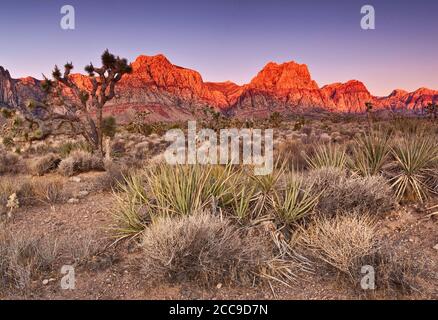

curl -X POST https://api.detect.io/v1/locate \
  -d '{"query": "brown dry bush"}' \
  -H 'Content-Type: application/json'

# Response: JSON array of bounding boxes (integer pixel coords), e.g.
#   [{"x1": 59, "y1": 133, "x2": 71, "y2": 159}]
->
[
  {"x1": 1, "y1": 177, "x2": 67, "y2": 214},
  {"x1": 301, "y1": 213, "x2": 377, "y2": 279},
  {"x1": 0, "y1": 229, "x2": 58, "y2": 293},
  {"x1": 140, "y1": 212, "x2": 271, "y2": 286},
  {"x1": 93, "y1": 160, "x2": 129, "y2": 192},
  {"x1": 302, "y1": 167, "x2": 395, "y2": 215},
  {"x1": 29, "y1": 153, "x2": 61, "y2": 176},
  {"x1": 28, "y1": 177, "x2": 67, "y2": 205},
  {"x1": 0, "y1": 152, "x2": 22, "y2": 175},
  {"x1": 300, "y1": 214, "x2": 418, "y2": 295},
  {"x1": 276, "y1": 140, "x2": 315, "y2": 171},
  {"x1": 58, "y1": 150, "x2": 104, "y2": 177}
]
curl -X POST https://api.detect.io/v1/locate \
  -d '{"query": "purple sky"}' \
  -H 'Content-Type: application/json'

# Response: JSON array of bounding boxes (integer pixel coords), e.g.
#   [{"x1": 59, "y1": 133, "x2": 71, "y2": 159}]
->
[{"x1": 0, "y1": 0, "x2": 437, "y2": 96}]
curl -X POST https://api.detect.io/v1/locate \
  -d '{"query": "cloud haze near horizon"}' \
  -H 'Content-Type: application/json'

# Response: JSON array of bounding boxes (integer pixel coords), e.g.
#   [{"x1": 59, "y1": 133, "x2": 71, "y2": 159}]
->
[{"x1": 0, "y1": 0, "x2": 437, "y2": 96}]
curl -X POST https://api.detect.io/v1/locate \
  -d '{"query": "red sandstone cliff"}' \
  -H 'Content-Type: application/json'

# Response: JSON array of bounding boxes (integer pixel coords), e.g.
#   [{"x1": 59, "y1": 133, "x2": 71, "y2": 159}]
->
[{"x1": 1, "y1": 54, "x2": 437, "y2": 120}]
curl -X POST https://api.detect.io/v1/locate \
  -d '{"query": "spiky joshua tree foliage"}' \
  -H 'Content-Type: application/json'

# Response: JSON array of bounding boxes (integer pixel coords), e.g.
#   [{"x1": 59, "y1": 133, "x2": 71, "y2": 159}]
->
[{"x1": 13, "y1": 50, "x2": 132, "y2": 154}]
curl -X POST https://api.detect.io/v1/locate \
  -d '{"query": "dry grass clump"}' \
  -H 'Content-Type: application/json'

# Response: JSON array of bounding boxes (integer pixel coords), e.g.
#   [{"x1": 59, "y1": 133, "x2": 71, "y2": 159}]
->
[
  {"x1": 28, "y1": 177, "x2": 67, "y2": 205},
  {"x1": 29, "y1": 153, "x2": 61, "y2": 176},
  {"x1": 0, "y1": 152, "x2": 22, "y2": 175},
  {"x1": 0, "y1": 229, "x2": 58, "y2": 293},
  {"x1": 303, "y1": 167, "x2": 395, "y2": 214},
  {"x1": 276, "y1": 140, "x2": 315, "y2": 171},
  {"x1": 58, "y1": 150, "x2": 104, "y2": 177},
  {"x1": 93, "y1": 160, "x2": 129, "y2": 192},
  {"x1": 301, "y1": 213, "x2": 377, "y2": 279},
  {"x1": 140, "y1": 212, "x2": 270, "y2": 286},
  {"x1": 1, "y1": 177, "x2": 67, "y2": 215},
  {"x1": 300, "y1": 214, "x2": 417, "y2": 295}
]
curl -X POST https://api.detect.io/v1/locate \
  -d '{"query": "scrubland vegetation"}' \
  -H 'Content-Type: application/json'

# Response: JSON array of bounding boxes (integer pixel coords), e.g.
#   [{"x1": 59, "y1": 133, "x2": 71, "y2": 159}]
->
[{"x1": 0, "y1": 115, "x2": 437, "y2": 299}]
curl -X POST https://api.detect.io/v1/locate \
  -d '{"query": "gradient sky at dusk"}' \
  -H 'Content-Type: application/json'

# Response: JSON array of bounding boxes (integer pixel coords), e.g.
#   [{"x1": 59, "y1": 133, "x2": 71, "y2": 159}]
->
[{"x1": 0, "y1": 0, "x2": 437, "y2": 96}]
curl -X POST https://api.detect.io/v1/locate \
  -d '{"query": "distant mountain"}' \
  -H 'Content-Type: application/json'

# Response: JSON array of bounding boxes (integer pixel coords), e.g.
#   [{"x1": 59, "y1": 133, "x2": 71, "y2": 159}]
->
[{"x1": 1, "y1": 55, "x2": 437, "y2": 120}]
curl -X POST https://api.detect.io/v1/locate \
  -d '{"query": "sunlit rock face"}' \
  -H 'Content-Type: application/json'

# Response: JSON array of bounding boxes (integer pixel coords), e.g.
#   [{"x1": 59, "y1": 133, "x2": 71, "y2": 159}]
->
[{"x1": 1, "y1": 55, "x2": 437, "y2": 120}]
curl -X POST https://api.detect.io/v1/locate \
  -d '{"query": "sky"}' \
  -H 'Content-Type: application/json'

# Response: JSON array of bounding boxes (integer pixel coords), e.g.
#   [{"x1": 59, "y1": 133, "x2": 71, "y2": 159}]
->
[{"x1": 0, "y1": 0, "x2": 437, "y2": 96}]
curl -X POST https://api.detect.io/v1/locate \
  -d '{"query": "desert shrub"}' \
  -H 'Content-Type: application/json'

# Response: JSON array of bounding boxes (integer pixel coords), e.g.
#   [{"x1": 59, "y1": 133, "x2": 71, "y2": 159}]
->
[
  {"x1": 58, "y1": 141, "x2": 93, "y2": 158},
  {"x1": 58, "y1": 150, "x2": 104, "y2": 177},
  {"x1": 110, "y1": 140, "x2": 126, "y2": 158},
  {"x1": 29, "y1": 153, "x2": 61, "y2": 176},
  {"x1": 0, "y1": 229, "x2": 58, "y2": 293},
  {"x1": 0, "y1": 178, "x2": 35, "y2": 216},
  {"x1": 302, "y1": 168, "x2": 395, "y2": 214},
  {"x1": 2, "y1": 137, "x2": 14, "y2": 149},
  {"x1": 386, "y1": 135, "x2": 438, "y2": 202},
  {"x1": 28, "y1": 178, "x2": 66, "y2": 205},
  {"x1": 140, "y1": 212, "x2": 270, "y2": 286},
  {"x1": 0, "y1": 152, "x2": 21, "y2": 175},
  {"x1": 300, "y1": 214, "x2": 417, "y2": 294},
  {"x1": 306, "y1": 144, "x2": 348, "y2": 169},
  {"x1": 351, "y1": 130, "x2": 391, "y2": 176},
  {"x1": 0, "y1": 177, "x2": 67, "y2": 214},
  {"x1": 93, "y1": 160, "x2": 128, "y2": 192},
  {"x1": 102, "y1": 116, "x2": 117, "y2": 138},
  {"x1": 301, "y1": 213, "x2": 377, "y2": 279},
  {"x1": 276, "y1": 140, "x2": 315, "y2": 171}
]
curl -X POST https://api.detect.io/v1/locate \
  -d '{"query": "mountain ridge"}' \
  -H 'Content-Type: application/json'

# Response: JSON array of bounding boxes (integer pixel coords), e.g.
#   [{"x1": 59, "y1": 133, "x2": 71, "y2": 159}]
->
[{"x1": 1, "y1": 54, "x2": 437, "y2": 120}]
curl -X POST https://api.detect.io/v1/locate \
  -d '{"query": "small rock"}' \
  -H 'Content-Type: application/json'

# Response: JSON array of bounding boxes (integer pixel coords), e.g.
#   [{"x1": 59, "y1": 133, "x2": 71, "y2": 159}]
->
[
  {"x1": 70, "y1": 177, "x2": 81, "y2": 183},
  {"x1": 42, "y1": 279, "x2": 49, "y2": 285},
  {"x1": 77, "y1": 190, "x2": 89, "y2": 198},
  {"x1": 67, "y1": 198, "x2": 79, "y2": 204},
  {"x1": 216, "y1": 283, "x2": 222, "y2": 289},
  {"x1": 319, "y1": 133, "x2": 331, "y2": 143},
  {"x1": 433, "y1": 244, "x2": 438, "y2": 251}
]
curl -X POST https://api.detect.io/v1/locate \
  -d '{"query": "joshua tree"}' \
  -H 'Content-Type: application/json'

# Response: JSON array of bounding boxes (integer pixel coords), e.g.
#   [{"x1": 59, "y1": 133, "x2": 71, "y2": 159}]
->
[
  {"x1": 3, "y1": 50, "x2": 132, "y2": 154},
  {"x1": 425, "y1": 102, "x2": 437, "y2": 120}
]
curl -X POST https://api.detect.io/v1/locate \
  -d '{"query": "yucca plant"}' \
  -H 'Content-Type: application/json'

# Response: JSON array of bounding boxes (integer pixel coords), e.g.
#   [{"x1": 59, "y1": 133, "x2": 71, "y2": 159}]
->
[
  {"x1": 274, "y1": 177, "x2": 319, "y2": 224},
  {"x1": 388, "y1": 135, "x2": 438, "y2": 202},
  {"x1": 146, "y1": 164, "x2": 212, "y2": 216},
  {"x1": 249, "y1": 163, "x2": 286, "y2": 217},
  {"x1": 232, "y1": 185, "x2": 256, "y2": 221},
  {"x1": 351, "y1": 130, "x2": 391, "y2": 176},
  {"x1": 306, "y1": 144, "x2": 347, "y2": 169},
  {"x1": 203, "y1": 164, "x2": 241, "y2": 208},
  {"x1": 111, "y1": 174, "x2": 150, "y2": 240}
]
